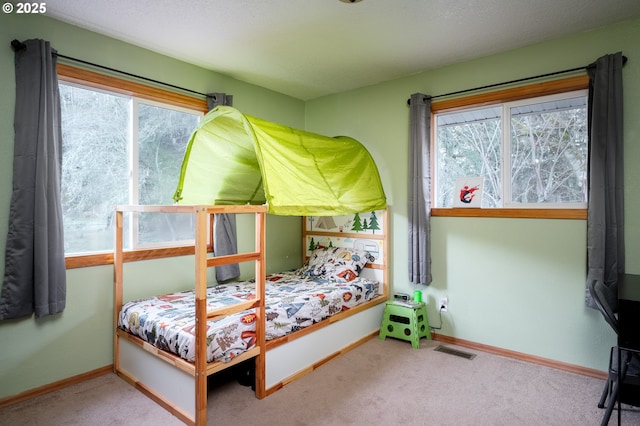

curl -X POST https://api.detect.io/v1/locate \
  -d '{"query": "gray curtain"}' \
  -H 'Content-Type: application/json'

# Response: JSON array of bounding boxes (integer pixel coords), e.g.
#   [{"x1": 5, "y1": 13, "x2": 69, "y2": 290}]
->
[
  {"x1": 408, "y1": 93, "x2": 432, "y2": 285},
  {"x1": 1, "y1": 39, "x2": 66, "y2": 320},
  {"x1": 207, "y1": 93, "x2": 240, "y2": 282},
  {"x1": 585, "y1": 52, "x2": 625, "y2": 307}
]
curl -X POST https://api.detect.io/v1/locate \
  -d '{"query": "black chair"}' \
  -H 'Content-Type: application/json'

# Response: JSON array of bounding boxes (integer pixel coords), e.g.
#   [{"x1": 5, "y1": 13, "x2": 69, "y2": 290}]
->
[{"x1": 588, "y1": 279, "x2": 640, "y2": 425}]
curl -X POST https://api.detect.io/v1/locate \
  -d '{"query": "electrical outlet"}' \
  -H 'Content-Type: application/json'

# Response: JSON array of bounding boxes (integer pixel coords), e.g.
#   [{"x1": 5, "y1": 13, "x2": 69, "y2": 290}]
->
[{"x1": 439, "y1": 296, "x2": 448, "y2": 312}]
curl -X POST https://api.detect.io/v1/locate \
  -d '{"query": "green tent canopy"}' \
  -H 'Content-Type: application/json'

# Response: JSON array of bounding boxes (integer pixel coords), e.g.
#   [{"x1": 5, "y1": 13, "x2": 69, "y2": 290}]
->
[{"x1": 173, "y1": 106, "x2": 386, "y2": 216}]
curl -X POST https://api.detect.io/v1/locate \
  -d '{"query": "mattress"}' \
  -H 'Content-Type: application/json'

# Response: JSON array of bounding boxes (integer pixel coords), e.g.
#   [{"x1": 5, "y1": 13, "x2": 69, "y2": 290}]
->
[{"x1": 118, "y1": 271, "x2": 379, "y2": 363}]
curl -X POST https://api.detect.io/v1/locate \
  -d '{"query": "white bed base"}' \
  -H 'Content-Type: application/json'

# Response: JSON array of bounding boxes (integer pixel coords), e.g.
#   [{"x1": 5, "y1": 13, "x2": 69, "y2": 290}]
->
[
  {"x1": 265, "y1": 302, "x2": 386, "y2": 390},
  {"x1": 114, "y1": 205, "x2": 388, "y2": 425},
  {"x1": 117, "y1": 302, "x2": 385, "y2": 421}
]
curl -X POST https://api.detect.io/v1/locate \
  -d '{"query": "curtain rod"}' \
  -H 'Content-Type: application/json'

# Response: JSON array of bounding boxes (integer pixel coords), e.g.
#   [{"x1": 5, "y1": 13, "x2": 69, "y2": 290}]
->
[
  {"x1": 408, "y1": 55, "x2": 628, "y2": 105},
  {"x1": 10, "y1": 39, "x2": 211, "y2": 99}
]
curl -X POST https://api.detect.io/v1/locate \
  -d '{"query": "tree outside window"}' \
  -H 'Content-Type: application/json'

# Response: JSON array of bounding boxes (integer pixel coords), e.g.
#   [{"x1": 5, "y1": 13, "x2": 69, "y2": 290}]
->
[
  {"x1": 59, "y1": 83, "x2": 202, "y2": 254},
  {"x1": 434, "y1": 90, "x2": 588, "y2": 209}
]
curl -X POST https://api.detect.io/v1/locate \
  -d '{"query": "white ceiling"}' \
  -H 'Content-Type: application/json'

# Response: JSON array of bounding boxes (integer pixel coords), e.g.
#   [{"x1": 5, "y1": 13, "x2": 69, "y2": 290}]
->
[{"x1": 44, "y1": 0, "x2": 640, "y2": 100}]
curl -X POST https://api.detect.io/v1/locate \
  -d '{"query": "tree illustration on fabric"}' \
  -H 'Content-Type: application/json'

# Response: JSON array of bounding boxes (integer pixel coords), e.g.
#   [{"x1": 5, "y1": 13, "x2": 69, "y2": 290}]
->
[
  {"x1": 368, "y1": 211, "x2": 380, "y2": 234},
  {"x1": 351, "y1": 213, "x2": 364, "y2": 232},
  {"x1": 308, "y1": 237, "x2": 316, "y2": 252},
  {"x1": 362, "y1": 218, "x2": 369, "y2": 231}
]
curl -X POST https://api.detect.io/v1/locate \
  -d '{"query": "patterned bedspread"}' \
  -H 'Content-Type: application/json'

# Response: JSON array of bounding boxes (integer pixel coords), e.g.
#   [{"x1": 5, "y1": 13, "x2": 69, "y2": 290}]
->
[{"x1": 118, "y1": 272, "x2": 379, "y2": 363}]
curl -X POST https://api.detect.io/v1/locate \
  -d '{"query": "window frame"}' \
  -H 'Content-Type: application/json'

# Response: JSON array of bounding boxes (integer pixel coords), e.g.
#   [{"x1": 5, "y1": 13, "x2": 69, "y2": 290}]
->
[
  {"x1": 430, "y1": 74, "x2": 589, "y2": 220},
  {"x1": 58, "y1": 64, "x2": 211, "y2": 269}
]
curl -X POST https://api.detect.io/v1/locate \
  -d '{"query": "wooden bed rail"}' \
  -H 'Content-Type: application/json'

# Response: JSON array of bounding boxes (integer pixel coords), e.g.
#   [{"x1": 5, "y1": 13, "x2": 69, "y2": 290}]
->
[
  {"x1": 115, "y1": 204, "x2": 268, "y2": 214},
  {"x1": 206, "y1": 251, "x2": 261, "y2": 266}
]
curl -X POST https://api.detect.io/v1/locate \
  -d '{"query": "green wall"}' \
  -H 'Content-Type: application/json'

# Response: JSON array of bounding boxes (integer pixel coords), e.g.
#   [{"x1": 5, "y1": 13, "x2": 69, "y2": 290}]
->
[
  {"x1": 1, "y1": 11, "x2": 639, "y2": 401},
  {"x1": 305, "y1": 19, "x2": 640, "y2": 371},
  {"x1": 0, "y1": 13, "x2": 303, "y2": 399}
]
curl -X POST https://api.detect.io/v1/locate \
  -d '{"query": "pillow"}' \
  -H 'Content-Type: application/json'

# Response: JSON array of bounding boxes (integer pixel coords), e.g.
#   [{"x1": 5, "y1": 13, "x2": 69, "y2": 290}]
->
[
  {"x1": 298, "y1": 247, "x2": 375, "y2": 282},
  {"x1": 296, "y1": 248, "x2": 330, "y2": 278}
]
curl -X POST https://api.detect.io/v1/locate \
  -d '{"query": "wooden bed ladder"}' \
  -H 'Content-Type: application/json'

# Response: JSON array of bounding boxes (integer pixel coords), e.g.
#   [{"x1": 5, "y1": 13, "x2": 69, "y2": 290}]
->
[
  {"x1": 195, "y1": 206, "x2": 267, "y2": 425},
  {"x1": 114, "y1": 205, "x2": 267, "y2": 426}
]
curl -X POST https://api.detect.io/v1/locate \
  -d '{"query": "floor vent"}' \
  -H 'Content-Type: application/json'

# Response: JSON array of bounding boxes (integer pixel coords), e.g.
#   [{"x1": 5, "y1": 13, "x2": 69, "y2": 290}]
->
[{"x1": 434, "y1": 345, "x2": 476, "y2": 360}]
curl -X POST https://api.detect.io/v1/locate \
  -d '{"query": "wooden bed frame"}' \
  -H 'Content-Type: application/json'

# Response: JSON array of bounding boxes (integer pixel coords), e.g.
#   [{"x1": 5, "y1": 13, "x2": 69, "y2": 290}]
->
[{"x1": 113, "y1": 205, "x2": 388, "y2": 426}]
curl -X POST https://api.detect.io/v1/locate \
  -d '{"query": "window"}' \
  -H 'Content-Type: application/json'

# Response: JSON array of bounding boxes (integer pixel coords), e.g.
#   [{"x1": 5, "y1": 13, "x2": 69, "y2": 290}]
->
[
  {"x1": 58, "y1": 66, "x2": 206, "y2": 263},
  {"x1": 434, "y1": 89, "x2": 588, "y2": 211}
]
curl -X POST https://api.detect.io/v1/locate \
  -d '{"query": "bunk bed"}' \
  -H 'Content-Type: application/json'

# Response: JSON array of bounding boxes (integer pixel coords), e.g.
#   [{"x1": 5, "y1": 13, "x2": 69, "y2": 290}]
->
[{"x1": 114, "y1": 106, "x2": 389, "y2": 426}]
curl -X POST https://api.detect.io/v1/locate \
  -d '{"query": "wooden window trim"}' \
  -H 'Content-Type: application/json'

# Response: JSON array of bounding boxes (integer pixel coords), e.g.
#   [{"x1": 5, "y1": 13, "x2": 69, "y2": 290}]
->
[
  {"x1": 431, "y1": 74, "x2": 589, "y2": 112},
  {"x1": 58, "y1": 64, "x2": 211, "y2": 268},
  {"x1": 431, "y1": 75, "x2": 589, "y2": 219},
  {"x1": 57, "y1": 63, "x2": 209, "y2": 112},
  {"x1": 65, "y1": 216, "x2": 215, "y2": 269},
  {"x1": 66, "y1": 246, "x2": 197, "y2": 269},
  {"x1": 431, "y1": 208, "x2": 586, "y2": 220}
]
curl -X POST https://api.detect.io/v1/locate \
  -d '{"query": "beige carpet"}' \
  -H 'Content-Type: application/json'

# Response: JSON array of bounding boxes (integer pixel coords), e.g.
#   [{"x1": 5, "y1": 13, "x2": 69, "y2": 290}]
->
[{"x1": 2, "y1": 338, "x2": 639, "y2": 425}]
